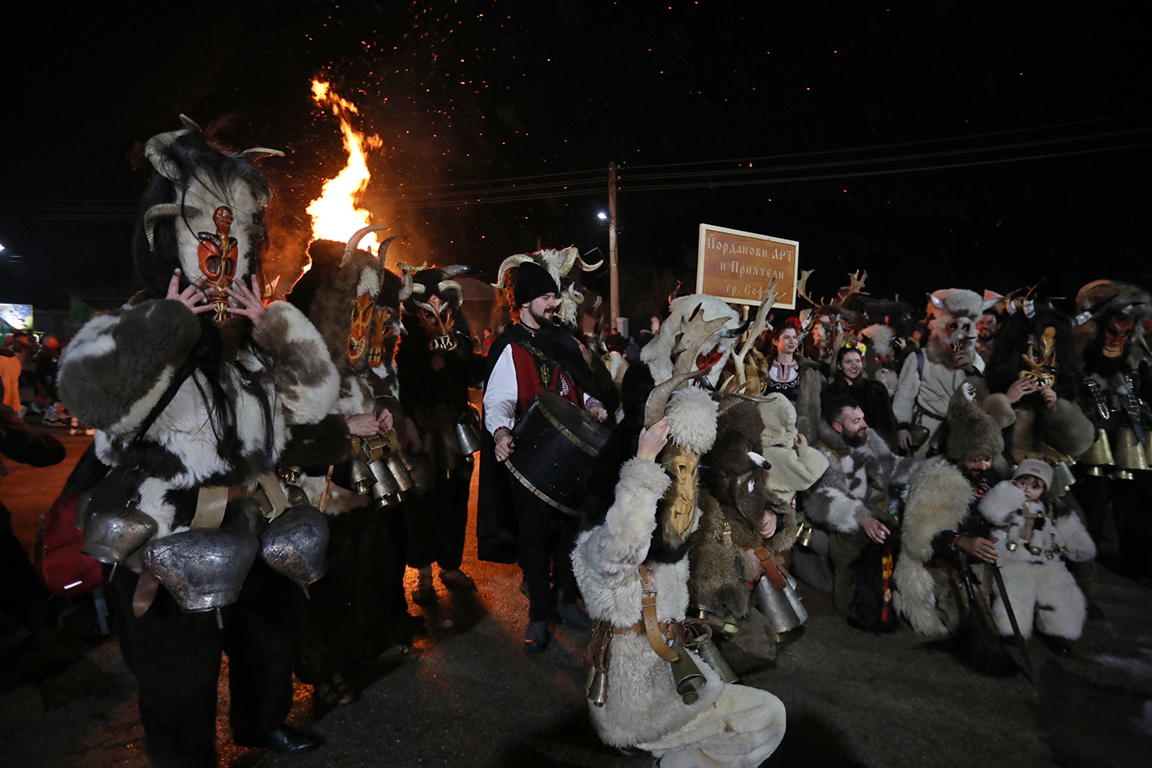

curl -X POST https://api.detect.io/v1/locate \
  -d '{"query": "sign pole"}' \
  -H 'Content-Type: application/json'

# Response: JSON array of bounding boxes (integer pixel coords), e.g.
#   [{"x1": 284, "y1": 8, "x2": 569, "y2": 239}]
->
[{"x1": 608, "y1": 161, "x2": 620, "y2": 333}]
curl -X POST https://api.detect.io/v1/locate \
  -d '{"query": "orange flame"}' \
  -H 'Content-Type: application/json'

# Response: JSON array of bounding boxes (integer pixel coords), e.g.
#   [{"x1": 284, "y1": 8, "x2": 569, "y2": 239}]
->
[{"x1": 306, "y1": 79, "x2": 383, "y2": 250}]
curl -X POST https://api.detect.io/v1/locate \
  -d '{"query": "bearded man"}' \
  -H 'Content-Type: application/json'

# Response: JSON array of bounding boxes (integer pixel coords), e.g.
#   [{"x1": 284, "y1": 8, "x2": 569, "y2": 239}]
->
[
  {"x1": 801, "y1": 394, "x2": 916, "y2": 621},
  {"x1": 478, "y1": 261, "x2": 608, "y2": 651}
]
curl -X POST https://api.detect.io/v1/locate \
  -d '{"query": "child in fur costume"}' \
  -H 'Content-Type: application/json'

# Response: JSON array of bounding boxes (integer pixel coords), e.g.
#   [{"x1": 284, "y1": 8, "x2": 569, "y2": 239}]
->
[
  {"x1": 978, "y1": 459, "x2": 1095, "y2": 649},
  {"x1": 573, "y1": 342, "x2": 785, "y2": 767},
  {"x1": 689, "y1": 396, "x2": 799, "y2": 663}
]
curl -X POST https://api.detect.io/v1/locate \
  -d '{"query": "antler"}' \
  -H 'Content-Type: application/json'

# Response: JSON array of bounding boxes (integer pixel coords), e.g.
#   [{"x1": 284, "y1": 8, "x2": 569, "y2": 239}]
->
[
  {"x1": 671, "y1": 305, "x2": 732, "y2": 377},
  {"x1": 726, "y1": 279, "x2": 778, "y2": 390},
  {"x1": 797, "y1": 269, "x2": 816, "y2": 306},
  {"x1": 847, "y1": 269, "x2": 868, "y2": 296}
]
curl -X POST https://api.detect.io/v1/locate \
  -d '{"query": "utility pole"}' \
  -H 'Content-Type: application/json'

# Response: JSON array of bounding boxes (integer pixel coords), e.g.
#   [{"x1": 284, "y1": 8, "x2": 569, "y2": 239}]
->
[{"x1": 608, "y1": 161, "x2": 619, "y2": 333}]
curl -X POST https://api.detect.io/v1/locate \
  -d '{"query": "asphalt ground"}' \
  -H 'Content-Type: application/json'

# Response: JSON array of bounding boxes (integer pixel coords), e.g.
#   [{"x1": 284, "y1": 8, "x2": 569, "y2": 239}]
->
[{"x1": 2, "y1": 434, "x2": 1150, "y2": 768}]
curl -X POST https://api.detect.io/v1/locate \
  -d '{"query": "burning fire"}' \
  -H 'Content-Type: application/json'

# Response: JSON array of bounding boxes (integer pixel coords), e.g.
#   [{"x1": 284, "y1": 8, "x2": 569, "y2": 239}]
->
[{"x1": 306, "y1": 79, "x2": 383, "y2": 248}]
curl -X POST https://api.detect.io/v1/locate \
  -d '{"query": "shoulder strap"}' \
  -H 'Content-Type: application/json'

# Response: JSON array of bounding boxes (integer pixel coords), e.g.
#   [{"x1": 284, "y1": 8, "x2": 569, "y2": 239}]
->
[{"x1": 638, "y1": 563, "x2": 679, "y2": 661}]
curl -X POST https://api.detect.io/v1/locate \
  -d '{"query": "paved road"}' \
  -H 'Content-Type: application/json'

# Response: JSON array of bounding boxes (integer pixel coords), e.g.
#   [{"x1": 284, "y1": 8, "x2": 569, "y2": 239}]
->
[{"x1": 2, "y1": 437, "x2": 1151, "y2": 768}]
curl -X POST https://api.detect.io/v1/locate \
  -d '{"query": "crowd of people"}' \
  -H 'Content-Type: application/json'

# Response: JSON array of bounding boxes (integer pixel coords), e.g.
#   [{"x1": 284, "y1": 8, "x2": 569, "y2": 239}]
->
[{"x1": 2, "y1": 118, "x2": 1147, "y2": 768}]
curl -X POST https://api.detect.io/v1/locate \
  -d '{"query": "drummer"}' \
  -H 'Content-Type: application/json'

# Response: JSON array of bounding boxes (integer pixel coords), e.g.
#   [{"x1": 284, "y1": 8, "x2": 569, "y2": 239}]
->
[{"x1": 479, "y1": 261, "x2": 608, "y2": 652}]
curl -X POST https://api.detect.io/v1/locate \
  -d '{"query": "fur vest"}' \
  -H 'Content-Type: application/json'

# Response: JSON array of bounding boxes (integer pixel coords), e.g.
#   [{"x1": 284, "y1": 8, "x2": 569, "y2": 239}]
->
[
  {"x1": 803, "y1": 424, "x2": 916, "y2": 534},
  {"x1": 59, "y1": 299, "x2": 339, "y2": 538}
]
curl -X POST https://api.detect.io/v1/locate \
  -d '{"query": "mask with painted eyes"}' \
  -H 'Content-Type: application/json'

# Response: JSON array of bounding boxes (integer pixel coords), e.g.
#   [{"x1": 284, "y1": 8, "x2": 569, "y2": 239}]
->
[
  {"x1": 347, "y1": 292, "x2": 374, "y2": 366},
  {"x1": 1019, "y1": 326, "x2": 1058, "y2": 387},
  {"x1": 1103, "y1": 317, "x2": 1135, "y2": 359},
  {"x1": 413, "y1": 294, "x2": 458, "y2": 352},
  {"x1": 367, "y1": 306, "x2": 395, "y2": 367}
]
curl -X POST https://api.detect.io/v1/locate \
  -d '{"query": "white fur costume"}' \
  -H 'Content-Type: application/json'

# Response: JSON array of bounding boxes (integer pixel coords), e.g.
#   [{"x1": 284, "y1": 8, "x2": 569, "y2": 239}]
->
[
  {"x1": 572, "y1": 387, "x2": 785, "y2": 767},
  {"x1": 978, "y1": 481, "x2": 1096, "y2": 640}
]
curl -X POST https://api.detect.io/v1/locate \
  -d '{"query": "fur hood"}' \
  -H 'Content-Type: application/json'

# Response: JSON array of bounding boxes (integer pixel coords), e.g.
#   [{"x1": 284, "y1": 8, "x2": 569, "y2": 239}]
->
[{"x1": 892, "y1": 456, "x2": 973, "y2": 636}]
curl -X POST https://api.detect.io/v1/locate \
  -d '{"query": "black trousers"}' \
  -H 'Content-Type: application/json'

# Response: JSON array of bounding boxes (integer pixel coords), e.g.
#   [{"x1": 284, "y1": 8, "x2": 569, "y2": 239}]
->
[
  {"x1": 105, "y1": 559, "x2": 303, "y2": 768},
  {"x1": 512, "y1": 483, "x2": 580, "y2": 622},
  {"x1": 0, "y1": 503, "x2": 51, "y2": 627},
  {"x1": 1072, "y1": 467, "x2": 1152, "y2": 578},
  {"x1": 406, "y1": 465, "x2": 473, "y2": 572}
]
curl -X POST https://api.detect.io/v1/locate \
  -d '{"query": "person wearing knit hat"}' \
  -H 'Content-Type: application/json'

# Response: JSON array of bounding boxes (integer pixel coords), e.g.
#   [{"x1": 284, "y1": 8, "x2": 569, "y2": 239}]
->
[
  {"x1": 479, "y1": 259, "x2": 609, "y2": 652},
  {"x1": 976, "y1": 457, "x2": 1096, "y2": 655},
  {"x1": 894, "y1": 383, "x2": 1008, "y2": 638}
]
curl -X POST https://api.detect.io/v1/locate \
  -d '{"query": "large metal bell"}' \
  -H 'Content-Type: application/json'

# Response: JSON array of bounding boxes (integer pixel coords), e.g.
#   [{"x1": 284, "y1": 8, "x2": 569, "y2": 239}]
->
[
  {"x1": 368, "y1": 460, "x2": 403, "y2": 508},
  {"x1": 260, "y1": 505, "x2": 329, "y2": 587},
  {"x1": 82, "y1": 507, "x2": 158, "y2": 565},
  {"x1": 1114, "y1": 427, "x2": 1149, "y2": 473},
  {"x1": 455, "y1": 416, "x2": 483, "y2": 456},
  {"x1": 143, "y1": 529, "x2": 259, "y2": 612},
  {"x1": 385, "y1": 453, "x2": 415, "y2": 492},
  {"x1": 348, "y1": 456, "x2": 375, "y2": 495},
  {"x1": 751, "y1": 572, "x2": 808, "y2": 634}
]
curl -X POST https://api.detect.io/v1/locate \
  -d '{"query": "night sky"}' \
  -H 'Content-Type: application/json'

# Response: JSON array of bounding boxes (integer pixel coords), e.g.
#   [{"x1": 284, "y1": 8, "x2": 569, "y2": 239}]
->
[{"x1": 1, "y1": 1, "x2": 1148, "y2": 327}]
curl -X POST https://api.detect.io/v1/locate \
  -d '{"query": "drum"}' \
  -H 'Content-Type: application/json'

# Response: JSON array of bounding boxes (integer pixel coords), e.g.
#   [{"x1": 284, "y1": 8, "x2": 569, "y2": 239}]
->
[{"x1": 506, "y1": 391, "x2": 611, "y2": 515}]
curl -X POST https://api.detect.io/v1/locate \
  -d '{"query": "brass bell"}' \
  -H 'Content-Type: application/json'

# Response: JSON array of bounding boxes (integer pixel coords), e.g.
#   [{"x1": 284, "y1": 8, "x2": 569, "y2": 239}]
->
[
  {"x1": 1007, "y1": 541, "x2": 1018, "y2": 552},
  {"x1": 668, "y1": 644, "x2": 706, "y2": 705},
  {"x1": 585, "y1": 665, "x2": 608, "y2": 707},
  {"x1": 1028, "y1": 545, "x2": 1042, "y2": 556},
  {"x1": 1080, "y1": 428, "x2": 1115, "y2": 468},
  {"x1": 1045, "y1": 550, "x2": 1055, "y2": 560},
  {"x1": 348, "y1": 456, "x2": 375, "y2": 495},
  {"x1": 1114, "y1": 427, "x2": 1149, "y2": 473},
  {"x1": 280, "y1": 465, "x2": 302, "y2": 485},
  {"x1": 795, "y1": 520, "x2": 815, "y2": 549}
]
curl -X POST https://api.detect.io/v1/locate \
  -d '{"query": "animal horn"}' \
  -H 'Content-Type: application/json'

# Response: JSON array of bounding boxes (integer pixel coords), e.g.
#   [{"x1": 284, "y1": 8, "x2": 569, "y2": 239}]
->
[
  {"x1": 144, "y1": 116, "x2": 200, "y2": 182},
  {"x1": 144, "y1": 204, "x2": 201, "y2": 250},
  {"x1": 437, "y1": 280, "x2": 462, "y2": 295},
  {"x1": 492, "y1": 254, "x2": 535, "y2": 289},
  {"x1": 342, "y1": 225, "x2": 387, "y2": 266},
  {"x1": 559, "y1": 246, "x2": 579, "y2": 276},
  {"x1": 644, "y1": 368, "x2": 709, "y2": 428},
  {"x1": 575, "y1": 254, "x2": 604, "y2": 272},
  {"x1": 440, "y1": 265, "x2": 478, "y2": 278},
  {"x1": 237, "y1": 147, "x2": 285, "y2": 161},
  {"x1": 375, "y1": 233, "x2": 402, "y2": 265},
  {"x1": 927, "y1": 292, "x2": 945, "y2": 310},
  {"x1": 672, "y1": 313, "x2": 732, "y2": 377}
]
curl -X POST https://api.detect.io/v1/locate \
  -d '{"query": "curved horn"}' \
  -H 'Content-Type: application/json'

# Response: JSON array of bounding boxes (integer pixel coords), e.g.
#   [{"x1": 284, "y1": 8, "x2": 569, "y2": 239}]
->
[
  {"x1": 144, "y1": 116, "x2": 199, "y2": 182},
  {"x1": 237, "y1": 147, "x2": 285, "y2": 161},
  {"x1": 437, "y1": 280, "x2": 462, "y2": 295},
  {"x1": 723, "y1": 317, "x2": 754, "y2": 338},
  {"x1": 927, "y1": 292, "x2": 945, "y2": 310},
  {"x1": 575, "y1": 254, "x2": 604, "y2": 272},
  {"x1": 398, "y1": 271, "x2": 414, "y2": 301},
  {"x1": 492, "y1": 254, "x2": 535, "y2": 289},
  {"x1": 342, "y1": 225, "x2": 387, "y2": 266},
  {"x1": 376, "y1": 233, "x2": 402, "y2": 264},
  {"x1": 559, "y1": 246, "x2": 579, "y2": 276},
  {"x1": 644, "y1": 368, "x2": 709, "y2": 428},
  {"x1": 144, "y1": 203, "x2": 201, "y2": 250}
]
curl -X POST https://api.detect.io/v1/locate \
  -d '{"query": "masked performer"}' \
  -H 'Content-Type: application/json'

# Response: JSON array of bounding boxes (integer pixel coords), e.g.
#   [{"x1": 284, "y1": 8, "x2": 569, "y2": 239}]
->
[
  {"x1": 58, "y1": 118, "x2": 339, "y2": 766},
  {"x1": 574, "y1": 310, "x2": 785, "y2": 768},
  {"x1": 893, "y1": 288, "x2": 985, "y2": 455},
  {"x1": 894, "y1": 384, "x2": 1006, "y2": 638},
  {"x1": 395, "y1": 262, "x2": 485, "y2": 604},
  {"x1": 283, "y1": 228, "x2": 414, "y2": 705},
  {"x1": 1069, "y1": 281, "x2": 1152, "y2": 580},
  {"x1": 480, "y1": 261, "x2": 607, "y2": 651}
]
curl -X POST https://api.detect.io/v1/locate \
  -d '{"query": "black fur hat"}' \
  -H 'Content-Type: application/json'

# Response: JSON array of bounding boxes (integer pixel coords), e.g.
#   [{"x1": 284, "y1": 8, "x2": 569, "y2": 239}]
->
[{"x1": 514, "y1": 261, "x2": 559, "y2": 306}]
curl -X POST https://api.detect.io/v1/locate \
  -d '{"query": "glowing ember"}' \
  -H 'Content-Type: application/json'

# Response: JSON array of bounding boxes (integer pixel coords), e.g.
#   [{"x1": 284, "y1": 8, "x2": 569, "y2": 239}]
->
[{"x1": 306, "y1": 79, "x2": 383, "y2": 248}]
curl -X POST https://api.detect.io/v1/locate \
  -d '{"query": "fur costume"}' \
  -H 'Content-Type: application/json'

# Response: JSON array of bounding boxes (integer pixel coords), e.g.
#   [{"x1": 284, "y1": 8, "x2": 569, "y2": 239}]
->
[
  {"x1": 860, "y1": 323, "x2": 898, "y2": 396},
  {"x1": 492, "y1": 246, "x2": 602, "y2": 329},
  {"x1": 893, "y1": 394, "x2": 1004, "y2": 636},
  {"x1": 56, "y1": 117, "x2": 338, "y2": 766},
  {"x1": 978, "y1": 480, "x2": 1095, "y2": 640},
  {"x1": 892, "y1": 288, "x2": 985, "y2": 454},
  {"x1": 573, "y1": 383, "x2": 785, "y2": 766},
  {"x1": 688, "y1": 399, "x2": 794, "y2": 661},
  {"x1": 1069, "y1": 281, "x2": 1152, "y2": 577}
]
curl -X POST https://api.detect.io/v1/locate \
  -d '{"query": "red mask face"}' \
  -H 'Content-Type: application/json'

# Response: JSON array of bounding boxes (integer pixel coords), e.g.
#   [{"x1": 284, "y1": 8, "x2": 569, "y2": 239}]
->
[
  {"x1": 367, "y1": 306, "x2": 394, "y2": 367},
  {"x1": 196, "y1": 206, "x2": 239, "y2": 323},
  {"x1": 348, "y1": 292, "x2": 373, "y2": 366},
  {"x1": 1103, "y1": 317, "x2": 1134, "y2": 359},
  {"x1": 414, "y1": 294, "x2": 457, "y2": 351}
]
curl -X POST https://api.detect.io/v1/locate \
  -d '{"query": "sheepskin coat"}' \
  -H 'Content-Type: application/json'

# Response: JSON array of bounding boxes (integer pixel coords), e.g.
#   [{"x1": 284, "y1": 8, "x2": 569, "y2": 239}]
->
[
  {"x1": 59, "y1": 299, "x2": 340, "y2": 539},
  {"x1": 893, "y1": 345, "x2": 983, "y2": 452},
  {"x1": 892, "y1": 456, "x2": 982, "y2": 636},
  {"x1": 978, "y1": 481, "x2": 1095, "y2": 639},
  {"x1": 572, "y1": 388, "x2": 785, "y2": 766},
  {"x1": 803, "y1": 424, "x2": 916, "y2": 535}
]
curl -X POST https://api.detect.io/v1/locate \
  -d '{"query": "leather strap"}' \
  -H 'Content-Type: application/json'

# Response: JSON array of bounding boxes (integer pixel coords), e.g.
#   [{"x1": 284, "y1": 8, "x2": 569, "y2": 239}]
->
[
  {"x1": 132, "y1": 566, "x2": 161, "y2": 617},
  {"x1": 191, "y1": 486, "x2": 229, "y2": 530},
  {"x1": 258, "y1": 472, "x2": 288, "y2": 521},
  {"x1": 760, "y1": 554, "x2": 788, "y2": 590},
  {"x1": 638, "y1": 563, "x2": 679, "y2": 662}
]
